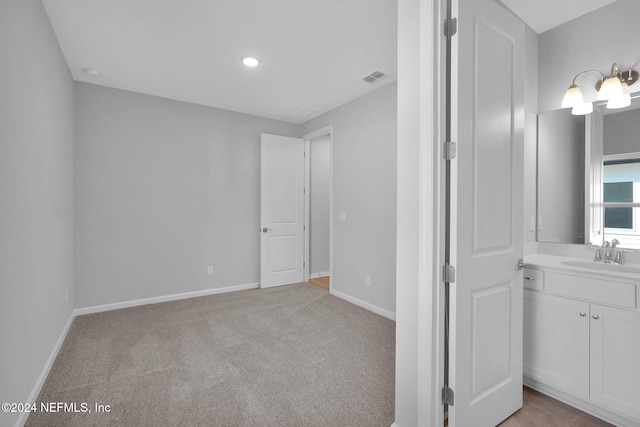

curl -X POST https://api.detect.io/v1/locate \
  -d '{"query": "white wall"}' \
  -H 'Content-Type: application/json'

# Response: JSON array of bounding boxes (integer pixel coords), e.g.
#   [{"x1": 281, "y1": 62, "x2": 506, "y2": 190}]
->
[
  {"x1": 300, "y1": 82, "x2": 397, "y2": 316},
  {"x1": 74, "y1": 83, "x2": 299, "y2": 308},
  {"x1": 538, "y1": 0, "x2": 640, "y2": 113},
  {"x1": 0, "y1": 1, "x2": 75, "y2": 426},
  {"x1": 76, "y1": 80, "x2": 398, "y2": 313},
  {"x1": 309, "y1": 134, "x2": 331, "y2": 275}
]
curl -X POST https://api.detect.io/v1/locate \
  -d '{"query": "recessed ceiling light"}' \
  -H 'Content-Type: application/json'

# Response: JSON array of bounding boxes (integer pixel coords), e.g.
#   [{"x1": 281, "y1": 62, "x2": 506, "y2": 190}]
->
[
  {"x1": 242, "y1": 57, "x2": 260, "y2": 67},
  {"x1": 82, "y1": 68, "x2": 100, "y2": 77}
]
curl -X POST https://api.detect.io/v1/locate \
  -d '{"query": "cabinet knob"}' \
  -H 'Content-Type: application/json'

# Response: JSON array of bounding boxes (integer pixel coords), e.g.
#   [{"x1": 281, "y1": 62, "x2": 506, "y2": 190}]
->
[
  {"x1": 592, "y1": 314, "x2": 600, "y2": 320},
  {"x1": 579, "y1": 312, "x2": 586, "y2": 317}
]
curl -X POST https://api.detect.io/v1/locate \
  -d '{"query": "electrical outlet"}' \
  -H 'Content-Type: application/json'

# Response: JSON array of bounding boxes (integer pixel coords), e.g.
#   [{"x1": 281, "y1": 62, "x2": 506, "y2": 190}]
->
[
  {"x1": 339, "y1": 212, "x2": 347, "y2": 222},
  {"x1": 529, "y1": 215, "x2": 536, "y2": 232},
  {"x1": 207, "y1": 266, "x2": 214, "y2": 276},
  {"x1": 365, "y1": 275, "x2": 372, "y2": 287}
]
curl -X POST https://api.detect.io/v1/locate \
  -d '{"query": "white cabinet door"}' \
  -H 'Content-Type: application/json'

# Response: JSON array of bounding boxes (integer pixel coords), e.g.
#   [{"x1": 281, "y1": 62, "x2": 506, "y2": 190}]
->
[
  {"x1": 590, "y1": 304, "x2": 640, "y2": 421},
  {"x1": 524, "y1": 291, "x2": 590, "y2": 398}
]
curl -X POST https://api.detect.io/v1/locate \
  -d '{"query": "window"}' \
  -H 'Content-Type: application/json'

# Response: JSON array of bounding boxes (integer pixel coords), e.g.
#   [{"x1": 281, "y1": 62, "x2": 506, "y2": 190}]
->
[
  {"x1": 603, "y1": 156, "x2": 640, "y2": 249},
  {"x1": 604, "y1": 182, "x2": 633, "y2": 229}
]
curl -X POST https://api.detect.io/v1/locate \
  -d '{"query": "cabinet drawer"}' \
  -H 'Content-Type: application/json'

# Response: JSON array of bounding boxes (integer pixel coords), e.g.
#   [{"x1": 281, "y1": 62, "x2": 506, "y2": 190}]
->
[
  {"x1": 546, "y1": 271, "x2": 637, "y2": 309},
  {"x1": 523, "y1": 268, "x2": 544, "y2": 291}
]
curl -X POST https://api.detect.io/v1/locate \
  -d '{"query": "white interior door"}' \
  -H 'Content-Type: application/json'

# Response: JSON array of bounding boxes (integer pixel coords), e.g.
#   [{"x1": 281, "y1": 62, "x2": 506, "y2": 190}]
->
[
  {"x1": 260, "y1": 133, "x2": 305, "y2": 288},
  {"x1": 449, "y1": 0, "x2": 525, "y2": 425}
]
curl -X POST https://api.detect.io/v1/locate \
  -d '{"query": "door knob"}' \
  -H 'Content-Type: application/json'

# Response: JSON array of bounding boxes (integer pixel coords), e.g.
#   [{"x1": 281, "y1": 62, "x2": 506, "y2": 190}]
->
[
  {"x1": 261, "y1": 228, "x2": 273, "y2": 233},
  {"x1": 579, "y1": 312, "x2": 586, "y2": 317},
  {"x1": 592, "y1": 314, "x2": 600, "y2": 320}
]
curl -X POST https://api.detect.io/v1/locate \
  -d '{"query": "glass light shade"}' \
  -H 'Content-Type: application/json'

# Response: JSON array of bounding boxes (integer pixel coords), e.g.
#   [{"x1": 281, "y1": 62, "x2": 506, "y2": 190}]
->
[
  {"x1": 597, "y1": 76, "x2": 623, "y2": 100},
  {"x1": 571, "y1": 102, "x2": 593, "y2": 115},
  {"x1": 607, "y1": 93, "x2": 631, "y2": 109},
  {"x1": 561, "y1": 84, "x2": 584, "y2": 108}
]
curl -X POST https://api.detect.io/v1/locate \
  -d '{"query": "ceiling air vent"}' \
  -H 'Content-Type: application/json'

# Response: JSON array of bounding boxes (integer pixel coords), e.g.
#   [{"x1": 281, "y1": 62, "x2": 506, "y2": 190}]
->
[
  {"x1": 289, "y1": 106, "x2": 319, "y2": 119},
  {"x1": 362, "y1": 70, "x2": 387, "y2": 83}
]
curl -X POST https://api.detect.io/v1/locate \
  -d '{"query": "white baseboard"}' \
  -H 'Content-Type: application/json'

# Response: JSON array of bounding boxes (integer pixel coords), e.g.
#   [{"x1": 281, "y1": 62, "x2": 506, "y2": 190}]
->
[
  {"x1": 74, "y1": 282, "x2": 260, "y2": 316},
  {"x1": 14, "y1": 311, "x2": 75, "y2": 427},
  {"x1": 330, "y1": 289, "x2": 396, "y2": 321},
  {"x1": 390, "y1": 423, "x2": 400, "y2": 427},
  {"x1": 308, "y1": 271, "x2": 330, "y2": 279}
]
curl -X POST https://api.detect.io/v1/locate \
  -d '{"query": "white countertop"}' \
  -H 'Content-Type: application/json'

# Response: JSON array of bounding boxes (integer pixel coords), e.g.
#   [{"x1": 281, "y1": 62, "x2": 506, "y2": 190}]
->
[{"x1": 525, "y1": 253, "x2": 640, "y2": 281}]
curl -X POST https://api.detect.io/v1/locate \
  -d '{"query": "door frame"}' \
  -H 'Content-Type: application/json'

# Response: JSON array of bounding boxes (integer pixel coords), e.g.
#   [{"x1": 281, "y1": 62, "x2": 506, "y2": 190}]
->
[
  {"x1": 394, "y1": 0, "x2": 443, "y2": 425},
  {"x1": 302, "y1": 126, "x2": 334, "y2": 288}
]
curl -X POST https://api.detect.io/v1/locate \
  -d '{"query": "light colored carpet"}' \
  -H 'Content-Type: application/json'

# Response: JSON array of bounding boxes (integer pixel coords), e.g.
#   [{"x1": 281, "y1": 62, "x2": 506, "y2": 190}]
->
[{"x1": 26, "y1": 283, "x2": 395, "y2": 426}]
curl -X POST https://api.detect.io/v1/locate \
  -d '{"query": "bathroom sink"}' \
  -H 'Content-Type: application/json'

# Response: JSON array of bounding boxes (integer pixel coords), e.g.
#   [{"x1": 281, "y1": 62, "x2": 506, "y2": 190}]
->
[{"x1": 561, "y1": 260, "x2": 640, "y2": 274}]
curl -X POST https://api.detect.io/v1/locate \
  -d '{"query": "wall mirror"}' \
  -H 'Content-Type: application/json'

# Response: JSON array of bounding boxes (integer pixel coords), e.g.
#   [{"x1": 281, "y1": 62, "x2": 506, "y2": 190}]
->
[{"x1": 537, "y1": 95, "x2": 640, "y2": 249}]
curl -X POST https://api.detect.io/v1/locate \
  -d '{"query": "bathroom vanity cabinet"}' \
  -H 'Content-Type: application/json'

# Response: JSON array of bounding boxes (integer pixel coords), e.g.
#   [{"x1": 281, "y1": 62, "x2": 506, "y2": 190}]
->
[{"x1": 522, "y1": 260, "x2": 640, "y2": 426}]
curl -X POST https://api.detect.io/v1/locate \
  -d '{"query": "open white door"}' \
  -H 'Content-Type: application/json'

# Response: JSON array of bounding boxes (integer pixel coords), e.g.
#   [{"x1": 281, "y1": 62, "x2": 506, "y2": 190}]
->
[
  {"x1": 449, "y1": 0, "x2": 525, "y2": 425},
  {"x1": 260, "y1": 133, "x2": 305, "y2": 288}
]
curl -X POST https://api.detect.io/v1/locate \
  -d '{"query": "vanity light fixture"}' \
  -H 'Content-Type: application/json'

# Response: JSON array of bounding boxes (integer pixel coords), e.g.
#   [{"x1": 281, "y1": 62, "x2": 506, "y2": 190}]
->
[
  {"x1": 561, "y1": 56, "x2": 640, "y2": 115},
  {"x1": 607, "y1": 81, "x2": 631, "y2": 109},
  {"x1": 572, "y1": 102, "x2": 593, "y2": 115},
  {"x1": 597, "y1": 64, "x2": 624, "y2": 101}
]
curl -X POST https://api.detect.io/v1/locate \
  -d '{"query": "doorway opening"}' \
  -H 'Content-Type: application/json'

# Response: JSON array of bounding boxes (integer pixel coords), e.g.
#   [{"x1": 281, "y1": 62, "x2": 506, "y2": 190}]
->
[{"x1": 304, "y1": 126, "x2": 333, "y2": 292}]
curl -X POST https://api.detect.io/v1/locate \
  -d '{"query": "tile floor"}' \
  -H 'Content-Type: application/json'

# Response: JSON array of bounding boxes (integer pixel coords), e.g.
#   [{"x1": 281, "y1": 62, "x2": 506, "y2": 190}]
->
[{"x1": 497, "y1": 387, "x2": 613, "y2": 426}]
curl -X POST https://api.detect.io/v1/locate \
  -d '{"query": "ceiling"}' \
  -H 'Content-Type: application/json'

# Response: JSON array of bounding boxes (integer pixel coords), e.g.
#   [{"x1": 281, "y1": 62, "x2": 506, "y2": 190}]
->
[
  {"x1": 41, "y1": 0, "x2": 397, "y2": 124},
  {"x1": 41, "y1": 0, "x2": 616, "y2": 124},
  {"x1": 500, "y1": 0, "x2": 617, "y2": 34}
]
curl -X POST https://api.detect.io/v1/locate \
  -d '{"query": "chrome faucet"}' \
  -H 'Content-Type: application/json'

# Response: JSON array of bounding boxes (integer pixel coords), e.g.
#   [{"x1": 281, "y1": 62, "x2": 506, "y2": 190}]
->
[
  {"x1": 601, "y1": 241, "x2": 611, "y2": 263},
  {"x1": 593, "y1": 249, "x2": 602, "y2": 262},
  {"x1": 614, "y1": 251, "x2": 624, "y2": 265},
  {"x1": 611, "y1": 240, "x2": 624, "y2": 264}
]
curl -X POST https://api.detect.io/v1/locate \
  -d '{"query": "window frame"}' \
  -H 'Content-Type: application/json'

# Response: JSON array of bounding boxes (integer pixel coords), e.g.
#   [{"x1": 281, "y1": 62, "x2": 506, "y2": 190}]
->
[{"x1": 602, "y1": 153, "x2": 640, "y2": 248}]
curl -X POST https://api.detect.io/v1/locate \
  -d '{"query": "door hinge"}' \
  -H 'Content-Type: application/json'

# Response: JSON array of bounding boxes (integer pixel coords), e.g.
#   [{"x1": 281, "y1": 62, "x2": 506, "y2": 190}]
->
[
  {"x1": 444, "y1": 17, "x2": 457, "y2": 37},
  {"x1": 443, "y1": 141, "x2": 457, "y2": 160},
  {"x1": 442, "y1": 386, "x2": 455, "y2": 406},
  {"x1": 443, "y1": 264, "x2": 456, "y2": 283}
]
